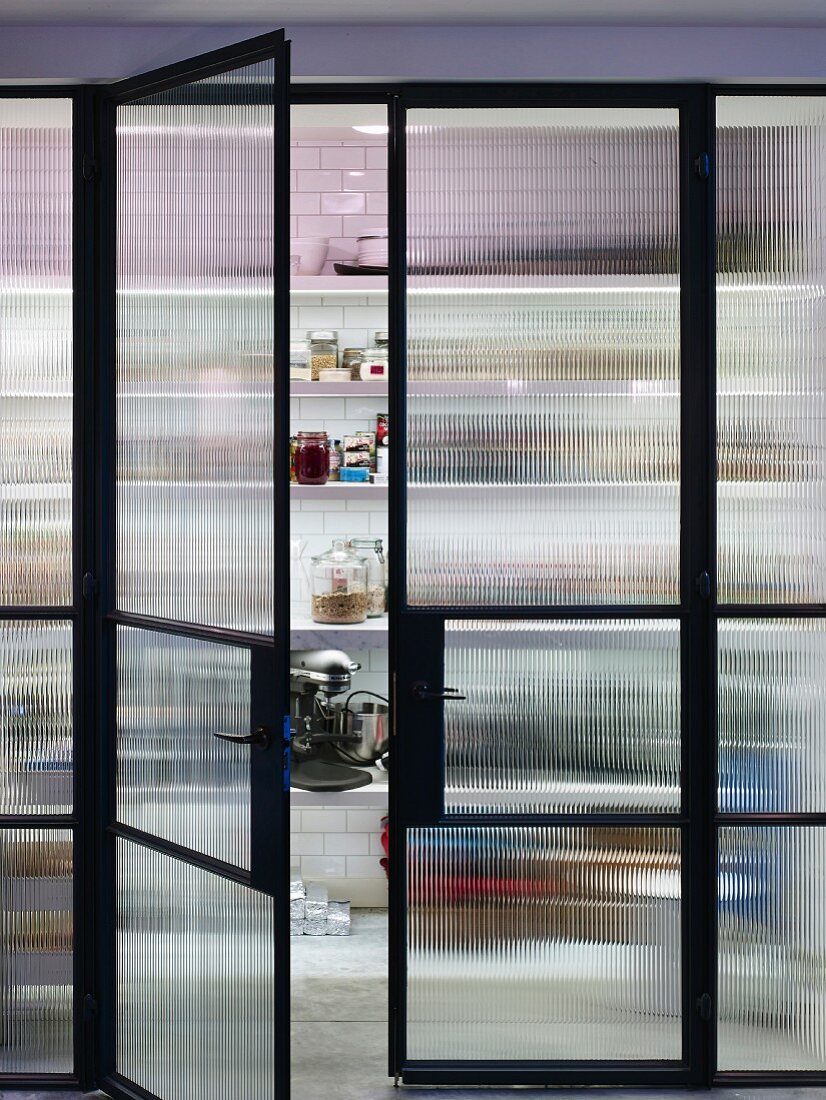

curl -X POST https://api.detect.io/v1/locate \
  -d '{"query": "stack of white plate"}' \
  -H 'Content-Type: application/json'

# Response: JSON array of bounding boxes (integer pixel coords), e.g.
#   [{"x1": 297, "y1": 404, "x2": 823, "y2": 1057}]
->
[{"x1": 356, "y1": 230, "x2": 388, "y2": 268}]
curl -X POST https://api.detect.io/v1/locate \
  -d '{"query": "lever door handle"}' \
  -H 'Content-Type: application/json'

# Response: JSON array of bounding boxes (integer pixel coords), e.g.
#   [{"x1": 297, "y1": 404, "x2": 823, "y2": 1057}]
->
[
  {"x1": 214, "y1": 727, "x2": 271, "y2": 748},
  {"x1": 412, "y1": 681, "x2": 466, "y2": 701}
]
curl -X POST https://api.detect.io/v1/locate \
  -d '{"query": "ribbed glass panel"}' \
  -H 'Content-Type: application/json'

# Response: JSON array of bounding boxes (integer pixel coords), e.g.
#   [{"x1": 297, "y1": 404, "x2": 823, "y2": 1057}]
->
[
  {"x1": 116, "y1": 64, "x2": 274, "y2": 631},
  {"x1": 117, "y1": 838, "x2": 275, "y2": 1100},
  {"x1": 718, "y1": 826, "x2": 826, "y2": 1070},
  {"x1": 116, "y1": 627, "x2": 251, "y2": 869},
  {"x1": 405, "y1": 108, "x2": 680, "y2": 607},
  {"x1": 407, "y1": 826, "x2": 681, "y2": 1060},
  {"x1": 717, "y1": 97, "x2": 826, "y2": 603},
  {"x1": 0, "y1": 621, "x2": 72, "y2": 814},
  {"x1": 0, "y1": 100, "x2": 72, "y2": 606},
  {"x1": 0, "y1": 828, "x2": 73, "y2": 1072},
  {"x1": 719, "y1": 618, "x2": 826, "y2": 813},
  {"x1": 444, "y1": 619, "x2": 680, "y2": 814}
]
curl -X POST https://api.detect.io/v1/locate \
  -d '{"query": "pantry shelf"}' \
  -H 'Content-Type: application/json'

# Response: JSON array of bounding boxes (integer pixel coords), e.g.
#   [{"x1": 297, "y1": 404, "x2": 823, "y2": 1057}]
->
[
  {"x1": 290, "y1": 276, "x2": 388, "y2": 293},
  {"x1": 291, "y1": 381, "x2": 388, "y2": 397},
  {"x1": 290, "y1": 615, "x2": 388, "y2": 651},
  {"x1": 290, "y1": 482, "x2": 387, "y2": 499}
]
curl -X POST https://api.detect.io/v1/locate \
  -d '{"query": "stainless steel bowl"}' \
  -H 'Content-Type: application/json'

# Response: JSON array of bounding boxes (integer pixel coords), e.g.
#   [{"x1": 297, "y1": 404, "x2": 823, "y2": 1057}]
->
[{"x1": 335, "y1": 701, "x2": 389, "y2": 763}]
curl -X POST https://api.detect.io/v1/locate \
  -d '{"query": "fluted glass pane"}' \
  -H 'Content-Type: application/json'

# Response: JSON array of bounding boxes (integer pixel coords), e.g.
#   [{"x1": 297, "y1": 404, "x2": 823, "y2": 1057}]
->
[
  {"x1": 0, "y1": 828, "x2": 73, "y2": 1072},
  {"x1": 407, "y1": 826, "x2": 681, "y2": 1060},
  {"x1": 719, "y1": 618, "x2": 826, "y2": 813},
  {"x1": 718, "y1": 826, "x2": 826, "y2": 1069},
  {"x1": 406, "y1": 108, "x2": 680, "y2": 606},
  {"x1": 0, "y1": 100, "x2": 72, "y2": 606},
  {"x1": 116, "y1": 64, "x2": 274, "y2": 631},
  {"x1": 0, "y1": 621, "x2": 72, "y2": 815},
  {"x1": 717, "y1": 97, "x2": 826, "y2": 603},
  {"x1": 444, "y1": 619, "x2": 680, "y2": 813},
  {"x1": 117, "y1": 838, "x2": 275, "y2": 1099},
  {"x1": 116, "y1": 627, "x2": 251, "y2": 868}
]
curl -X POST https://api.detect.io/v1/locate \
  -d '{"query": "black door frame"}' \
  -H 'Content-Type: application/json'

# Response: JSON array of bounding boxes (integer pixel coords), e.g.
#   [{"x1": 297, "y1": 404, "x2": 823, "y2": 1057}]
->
[
  {"x1": 91, "y1": 30, "x2": 292, "y2": 1100},
  {"x1": 386, "y1": 81, "x2": 717, "y2": 1089}
]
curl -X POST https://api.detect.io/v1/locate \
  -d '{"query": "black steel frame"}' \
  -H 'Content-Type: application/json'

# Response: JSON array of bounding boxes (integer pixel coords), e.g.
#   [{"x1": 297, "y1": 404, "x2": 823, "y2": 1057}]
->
[
  {"x1": 2, "y1": 68, "x2": 825, "y2": 1098},
  {"x1": 91, "y1": 29, "x2": 292, "y2": 1100},
  {"x1": 0, "y1": 84, "x2": 96, "y2": 1092},
  {"x1": 388, "y1": 82, "x2": 717, "y2": 1089}
]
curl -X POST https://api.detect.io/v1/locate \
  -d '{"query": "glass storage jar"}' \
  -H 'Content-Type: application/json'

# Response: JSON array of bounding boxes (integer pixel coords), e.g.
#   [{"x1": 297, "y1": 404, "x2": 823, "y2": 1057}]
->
[
  {"x1": 360, "y1": 331, "x2": 389, "y2": 380},
  {"x1": 342, "y1": 348, "x2": 364, "y2": 381},
  {"x1": 307, "y1": 329, "x2": 339, "y2": 381},
  {"x1": 294, "y1": 431, "x2": 330, "y2": 485},
  {"x1": 310, "y1": 540, "x2": 369, "y2": 624},
  {"x1": 347, "y1": 538, "x2": 386, "y2": 616}
]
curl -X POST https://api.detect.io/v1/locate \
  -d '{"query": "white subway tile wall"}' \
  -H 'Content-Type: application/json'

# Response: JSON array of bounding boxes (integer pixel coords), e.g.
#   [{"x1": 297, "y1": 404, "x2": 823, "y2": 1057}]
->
[
  {"x1": 291, "y1": 139, "x2": 387, "y2": 274},
  {"x1": 289, "y1": 137, "x2": 389, "y2": 908}
]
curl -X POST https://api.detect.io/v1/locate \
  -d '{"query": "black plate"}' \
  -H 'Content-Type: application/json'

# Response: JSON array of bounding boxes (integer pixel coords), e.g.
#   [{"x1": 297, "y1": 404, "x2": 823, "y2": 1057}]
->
[{"x1": 333, "y1": 262, "x2": 389, "y2": 276}]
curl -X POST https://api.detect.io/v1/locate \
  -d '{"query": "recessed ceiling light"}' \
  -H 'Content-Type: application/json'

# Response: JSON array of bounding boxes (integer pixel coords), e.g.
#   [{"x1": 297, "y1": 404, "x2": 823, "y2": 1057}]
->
[{"x1": 352, "y1": 125, "x2": 389, "y2": 135}]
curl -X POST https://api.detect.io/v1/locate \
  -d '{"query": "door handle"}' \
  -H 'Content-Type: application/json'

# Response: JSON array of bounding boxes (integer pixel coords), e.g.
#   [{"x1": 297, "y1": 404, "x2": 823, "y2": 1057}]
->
[
  {"x1": 411, "y1": 681, "x2": 466, "y2": 701},
  {"x1": 214, "y1": 727, "x2": 271, "y2": 748}
]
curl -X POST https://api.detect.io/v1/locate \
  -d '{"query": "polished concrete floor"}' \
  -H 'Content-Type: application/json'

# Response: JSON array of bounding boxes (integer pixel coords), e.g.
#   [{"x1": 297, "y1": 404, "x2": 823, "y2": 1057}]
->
[{"x1": 289, "y1": 909, "x2": 826, "y2": 1100}]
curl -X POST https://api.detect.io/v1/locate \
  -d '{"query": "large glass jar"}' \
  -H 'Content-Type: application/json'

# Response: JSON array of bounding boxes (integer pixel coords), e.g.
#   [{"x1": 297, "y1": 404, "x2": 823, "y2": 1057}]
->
[
  {"x1": 310, "y1": 540, "x2": 368, "y2": 624},
  {"x1": 347, "y1": 537, "x2": 386, "y2": 617},
  {"x1": 295, "y1": 431, "x2": 330, "y2": 485},
  {"x1": 307, "y1": 329, "x2": 339, "y2": 381}
]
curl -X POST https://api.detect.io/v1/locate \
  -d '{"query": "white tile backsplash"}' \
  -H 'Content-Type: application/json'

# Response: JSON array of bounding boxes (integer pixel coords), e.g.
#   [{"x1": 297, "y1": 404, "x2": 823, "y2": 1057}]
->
[
  {"x1": 291, "y1": 801, "x2": 388, "y2": 905},
  {"x1": 301, "y1": 809, "x2": 348, "y2": 833},
  {"x1": 320, "y1": 146, "x2": 365, "y2": 169},
  {"x1": 324, "y1": 832, "x2": 369, "y2": 855},
  {"x1": 291, "y1": 137, "x2": 386, "y2": 275}
]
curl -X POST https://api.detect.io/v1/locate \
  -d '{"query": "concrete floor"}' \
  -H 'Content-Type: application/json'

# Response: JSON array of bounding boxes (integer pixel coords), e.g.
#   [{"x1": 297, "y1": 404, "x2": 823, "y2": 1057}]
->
[{"x1": 289, "y1": 909, "x2": 826, "y2": 1100}]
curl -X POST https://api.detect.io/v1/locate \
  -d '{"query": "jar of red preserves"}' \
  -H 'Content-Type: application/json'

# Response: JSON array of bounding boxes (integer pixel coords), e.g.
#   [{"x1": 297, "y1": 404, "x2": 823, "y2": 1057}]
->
[{"x1": 295, "y1": 431, "x2": 330, "y2": 485}]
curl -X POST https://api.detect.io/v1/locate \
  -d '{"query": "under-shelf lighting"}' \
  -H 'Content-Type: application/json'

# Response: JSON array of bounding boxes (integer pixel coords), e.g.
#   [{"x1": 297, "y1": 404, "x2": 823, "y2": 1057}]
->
[{"x1": 352, "y1": 125, "x2": 389, "y2": 135}]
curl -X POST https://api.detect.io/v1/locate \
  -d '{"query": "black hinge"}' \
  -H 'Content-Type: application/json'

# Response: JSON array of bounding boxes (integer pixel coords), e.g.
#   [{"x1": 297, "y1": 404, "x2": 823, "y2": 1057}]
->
[
  {"x1": 82, "y1": 993, "x2": 98, "y2": 1022},
  {"x1": 82, "y1": 572, "x2": 98, "y2": 600},
  {"x1": 694, "y1": 152, "x2": 710, "y2": 180},
  {"x1": 697, "y1": 992, "x2": 712, "y2": 1021},
  {"x1": 82, "y1": 152, "x2": 98, "y2": 182},
  {"x1": 695, "y1": 570, "x2": 711, "y2": 599}
]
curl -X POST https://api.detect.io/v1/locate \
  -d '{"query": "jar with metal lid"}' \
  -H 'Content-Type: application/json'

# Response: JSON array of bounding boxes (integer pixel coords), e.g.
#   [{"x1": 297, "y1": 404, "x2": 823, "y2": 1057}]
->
[
  {"x1": 307, "y1": 330, "x2": 339, "y2": 381},
  {"x1": 294, "y1": 431, "x2": 330, "y2": 485},
  {"x1": 310, "y1": 539, "x2": 368, "y2": 624},
  {"x1": 342, "y1": 347, "x2": 364, "y2": 381},
  {"x1": 360, "y1": 345, "x2": 388, "y2": 381}
]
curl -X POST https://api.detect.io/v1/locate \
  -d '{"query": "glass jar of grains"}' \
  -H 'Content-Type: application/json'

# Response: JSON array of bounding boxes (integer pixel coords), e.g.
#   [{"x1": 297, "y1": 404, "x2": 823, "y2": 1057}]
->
[
  {"x1": 342, "y1": 347, "x2": 363, "y2": 381},
  {"x1": 307, "y1": 330, "x2": 339, "y2": 381},
  {"x1": 310, "y1": 540, "x2": 369, "y2": 624}
]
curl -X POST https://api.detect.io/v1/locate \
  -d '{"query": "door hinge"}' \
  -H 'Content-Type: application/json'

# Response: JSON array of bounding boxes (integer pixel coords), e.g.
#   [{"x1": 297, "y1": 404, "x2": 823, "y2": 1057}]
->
[
  {"x1": 695, "y1": 570, "x2": 711, "y2": 599},
  {"x1": 697, "y1": 992, "x2": 712, "y2": 1021},
  {"x1": 82, "y1": 572, "x2": 99, "y2": 600},
  {"x1": 694, "y1": 151, "x2": 710, "y2": 180},
  {"x1": 82, "y1": 993, "x2": 98, "y2": 1022},
  {"x1": 82, "y1": 152, "x2": 98, "y2": 182}
]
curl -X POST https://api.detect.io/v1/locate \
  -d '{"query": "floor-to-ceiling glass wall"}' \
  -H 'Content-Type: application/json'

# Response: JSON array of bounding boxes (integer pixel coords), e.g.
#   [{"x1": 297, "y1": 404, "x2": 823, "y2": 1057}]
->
[{"x1": 0, "y1": 95, "x2": 75, "y2": 1075}]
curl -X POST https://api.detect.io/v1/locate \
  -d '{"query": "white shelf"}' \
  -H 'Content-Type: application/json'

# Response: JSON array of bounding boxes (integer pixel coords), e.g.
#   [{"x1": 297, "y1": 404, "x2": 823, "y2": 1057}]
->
[
  {"x1": 291, "y1": 615, "x2": 388, "y2": 651},
  {"x1": 291, "y1": 276, "x2": 387, "y2": 294},
  {"x1": 291, "y1": 381, "x2": 387, "y2": 397},
  {"x1": 291, "y1": 481, "x2": 387, "y2": 500},
  {"x1": 290, "y1": 766, "x2": 388, "y2": 807}
]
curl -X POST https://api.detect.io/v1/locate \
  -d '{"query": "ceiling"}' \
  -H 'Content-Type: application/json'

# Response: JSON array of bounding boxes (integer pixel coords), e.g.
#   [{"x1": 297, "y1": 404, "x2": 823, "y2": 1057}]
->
[{"x1": 3, "y1": 0, "x2": 826, "y2": 23}]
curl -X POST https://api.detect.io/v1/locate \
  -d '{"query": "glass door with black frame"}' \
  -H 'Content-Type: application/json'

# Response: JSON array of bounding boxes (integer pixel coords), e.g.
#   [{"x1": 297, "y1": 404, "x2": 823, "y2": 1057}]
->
[
  {"x1": 392, "y1": 94, "x2": 710, "y2": 1088},
  {"x1": 97, "y1": 31, "x2": 291, "y2": 1100}
]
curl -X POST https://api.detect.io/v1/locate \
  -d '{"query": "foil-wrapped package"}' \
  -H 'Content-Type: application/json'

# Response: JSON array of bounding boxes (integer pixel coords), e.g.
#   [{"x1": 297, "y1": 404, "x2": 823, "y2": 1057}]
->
[
  {"x1": 302, "y1": 918, "x2": 327, "y2": 936},
  {"x1": 290, "y1": 919, "x2": 304, "y2": 937},
  {"x1": 290, "y1": 876, "x2": 305, "y2": 902},
  {"x1": 290, "y1": 898, "x2": 305, "y2": 921},
  {"x1": 304, "y1": 882, "x2": 328, "y2": 921},
  {"x1": 326, "y1": 899, "x2": 351, "y2": 936}
]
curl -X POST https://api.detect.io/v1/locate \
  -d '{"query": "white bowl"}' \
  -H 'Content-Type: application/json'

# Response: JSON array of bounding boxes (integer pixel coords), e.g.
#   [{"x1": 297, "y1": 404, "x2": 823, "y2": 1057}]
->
[{"x1": 291, "y1": 237, "x2": 330, "y2": 276}]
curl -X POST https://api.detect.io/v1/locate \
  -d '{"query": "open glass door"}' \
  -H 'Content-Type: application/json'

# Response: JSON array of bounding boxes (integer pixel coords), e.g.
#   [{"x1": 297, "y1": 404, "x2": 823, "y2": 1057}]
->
[
  {"x1": 97, "y1": 31, "x2": 291, "y2": 1100},
  {"x1": 391, "y1": 90, "x2": 713, "y2": 1087}
]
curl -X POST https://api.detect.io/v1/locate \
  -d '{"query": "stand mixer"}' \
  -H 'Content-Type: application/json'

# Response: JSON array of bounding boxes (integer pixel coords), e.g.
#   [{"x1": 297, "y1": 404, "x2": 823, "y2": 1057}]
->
[{"x1": 289, "y1": 648, "x2": 389, "y2": 792}]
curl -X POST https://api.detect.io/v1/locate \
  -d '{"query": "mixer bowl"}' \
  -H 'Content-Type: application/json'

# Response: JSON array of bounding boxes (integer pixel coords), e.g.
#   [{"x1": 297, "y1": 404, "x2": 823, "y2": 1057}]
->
[{"x1": 335, "y1": 701, "x2": 389, "y2": 764}]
